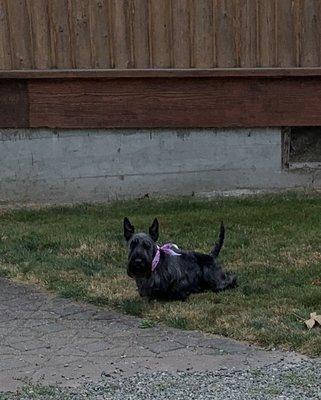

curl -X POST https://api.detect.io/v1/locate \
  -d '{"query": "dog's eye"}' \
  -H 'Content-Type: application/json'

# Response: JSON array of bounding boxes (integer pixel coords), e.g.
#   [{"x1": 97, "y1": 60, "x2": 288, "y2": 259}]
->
[
  {"x1": 130, "y1": 239, "x2": 138, "y2": 248},
  {"x1": 143, "y1": 242, "x2": 151, "y2": 250}
]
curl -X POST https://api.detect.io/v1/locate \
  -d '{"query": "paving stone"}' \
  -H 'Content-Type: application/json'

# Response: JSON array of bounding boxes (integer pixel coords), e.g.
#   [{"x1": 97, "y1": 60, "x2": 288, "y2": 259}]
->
[{"x1": 0, "y1": 278, "x2": 310, "y2": 393}]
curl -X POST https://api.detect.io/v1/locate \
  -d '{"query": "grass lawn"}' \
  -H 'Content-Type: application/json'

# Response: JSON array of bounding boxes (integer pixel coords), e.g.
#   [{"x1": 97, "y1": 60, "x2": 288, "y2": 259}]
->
[{"x1": 1, "y1": 192, "x2": 321, "y2": 356}]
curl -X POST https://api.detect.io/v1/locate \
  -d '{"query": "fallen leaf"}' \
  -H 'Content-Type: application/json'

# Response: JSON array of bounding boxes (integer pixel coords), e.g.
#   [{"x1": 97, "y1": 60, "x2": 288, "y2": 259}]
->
[
  {"x1": 305, "y1": 318, "x2": 316, "y2": 329},
  {"x1": 304, "y1": 312, "x2": 321, "y2": 329}
]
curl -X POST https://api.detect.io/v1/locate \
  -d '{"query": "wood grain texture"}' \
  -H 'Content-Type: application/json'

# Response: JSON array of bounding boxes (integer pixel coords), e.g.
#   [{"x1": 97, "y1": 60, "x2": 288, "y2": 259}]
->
[
  {"x1": 240, "y1": 0, "x2": 258, "y2": 67},
  {"x1": 111, "y1": 0, "x2": 132, "y2": 68},
  {"x1": 257, "y1": 0, "x2": 276, "y2": 67},
  {"x1": 0, "y1": 0, "x2": 12, "y2": 69},
  {"x1": 276, "y1": 0, "x2": 296, "y2": 67},
  {"x1": 215, "y1": 0, "x2": 237, "y2": 68},
  {"x1": 27, "y1": 0, "x2": 51, "y2": 69},
  {"x1": 292, "y1": 0, "x2": 302, "y2": 67},
  {"x1": 3, "y1": 68, "x2": 321, "y2": 79},
  {"x1": 5, "y1": 0, "x2": 33, "y2": 69},
  {"x1": 89, "y1": 0, "x2": 111, "y2": 68},
  {"x1": 28, "y1": 76, "x2": 321, "y2": 128},
  {"x1": 172, "y1": 0, "x2": 191, "y2": 68},
  {"x1": 49, "y1": 0, "x2": 74, "y2": 68},
  {"x1": 192, "y1": 0, "x2": 214, "y2": 68},
  {"x1": 70, "y1": 0, "x2": 92, "y2": 68},
  {"x1": 300, "y1": 0, "x2": 321, "y2": 67},
  {"x1": 1, "y1": 0, "x2": 321, "y2": 70},
  {"x1": 131, "y1": 0, "x2": 150, "y2": 68},
  {"x1": 149, "y1": 0, "x2": 172, "y2": 67},
  {"x1": 0, "y1": 81, "x2": 28, "y2": 127}
]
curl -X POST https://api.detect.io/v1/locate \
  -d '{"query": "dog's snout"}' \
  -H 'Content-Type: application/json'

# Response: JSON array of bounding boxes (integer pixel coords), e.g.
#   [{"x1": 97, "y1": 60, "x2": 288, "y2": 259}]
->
[{"x1": 127, "y1": 255, "x2": 151, "y2": 279}]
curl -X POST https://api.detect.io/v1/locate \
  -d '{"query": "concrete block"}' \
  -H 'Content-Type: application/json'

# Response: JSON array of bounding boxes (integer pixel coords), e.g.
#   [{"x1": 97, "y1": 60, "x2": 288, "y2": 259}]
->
[{"x1": 0, "y1": 128, "x2": 314, "y2": 204}]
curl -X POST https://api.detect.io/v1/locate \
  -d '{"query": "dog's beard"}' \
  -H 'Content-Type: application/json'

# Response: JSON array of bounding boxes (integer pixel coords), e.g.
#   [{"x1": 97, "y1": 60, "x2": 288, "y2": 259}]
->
[{"x1": 127, "y1": 260, "x2": 152, "y2": 279}]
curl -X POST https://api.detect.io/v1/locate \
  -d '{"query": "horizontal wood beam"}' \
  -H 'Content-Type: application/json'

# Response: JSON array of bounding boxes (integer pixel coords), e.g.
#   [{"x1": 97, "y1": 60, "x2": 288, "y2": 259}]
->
[
  {"x1": 0, "y1": 81, "x2": 28, "y2": 127},
  {"x1": 1, "y1": 75, "x2": 321, "y2": 129},
  {"x1": 28, "y1": 76, "x2": 321, "y2": 128},
  {"x1": 1, "y1": 68, "x2": 321, "y2": 79}
]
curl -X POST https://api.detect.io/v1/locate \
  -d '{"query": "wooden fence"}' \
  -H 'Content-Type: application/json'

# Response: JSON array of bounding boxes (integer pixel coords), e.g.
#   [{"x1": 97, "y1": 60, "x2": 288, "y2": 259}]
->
[{"x1": 0, "y1": 0, "x2": 320, "y2": 70}]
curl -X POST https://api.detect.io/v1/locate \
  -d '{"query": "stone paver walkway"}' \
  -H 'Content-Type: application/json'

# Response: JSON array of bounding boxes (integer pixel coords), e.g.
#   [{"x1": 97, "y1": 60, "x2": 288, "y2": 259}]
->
[{"x1": 0, "y1": 278, "x2": 306, "y2": 392}]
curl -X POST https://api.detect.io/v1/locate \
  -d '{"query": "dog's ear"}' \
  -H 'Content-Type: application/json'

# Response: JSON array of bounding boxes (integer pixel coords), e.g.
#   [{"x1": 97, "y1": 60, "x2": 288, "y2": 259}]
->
[
  {"x1": 149, "y1": 218, "x2": 159, "y2": 242},
  {"x1": 124, "y1": 217, "x2": 135, "y2": 241}
]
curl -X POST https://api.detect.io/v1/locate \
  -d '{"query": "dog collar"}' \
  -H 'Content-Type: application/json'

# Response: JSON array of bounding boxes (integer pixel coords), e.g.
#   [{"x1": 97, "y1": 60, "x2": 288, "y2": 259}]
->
[{"x1": 151, "y1": 243, "x2": 181, "y2": 271}]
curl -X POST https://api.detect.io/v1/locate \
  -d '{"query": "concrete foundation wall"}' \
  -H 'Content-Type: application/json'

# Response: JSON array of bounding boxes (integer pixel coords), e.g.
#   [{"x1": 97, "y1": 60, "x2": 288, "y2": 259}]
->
[{"x1": 0, "y1": 128, "x2": 316, "y2": 205}]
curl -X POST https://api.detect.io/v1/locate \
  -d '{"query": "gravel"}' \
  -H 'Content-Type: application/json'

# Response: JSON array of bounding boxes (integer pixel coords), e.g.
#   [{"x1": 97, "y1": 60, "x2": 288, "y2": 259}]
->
[{"x1": 2, "y1": 360, "x2": 321, "y2": 400}]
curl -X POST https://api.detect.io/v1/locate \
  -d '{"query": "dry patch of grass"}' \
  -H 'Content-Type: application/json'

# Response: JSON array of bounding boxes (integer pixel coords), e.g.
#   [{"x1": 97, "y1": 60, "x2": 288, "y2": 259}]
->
[{"x1": 1, "y1": 192, "x2": 321, "y2": 355}]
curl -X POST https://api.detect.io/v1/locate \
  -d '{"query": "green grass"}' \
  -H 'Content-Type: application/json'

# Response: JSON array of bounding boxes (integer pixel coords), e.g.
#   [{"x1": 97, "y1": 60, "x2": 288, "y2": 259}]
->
[
  {"x1": 1, "y1": 192, "x2": 321, "y2": 355},
  {"x1": 139, "y1": 319, "x2": 156, "y2": 329}
]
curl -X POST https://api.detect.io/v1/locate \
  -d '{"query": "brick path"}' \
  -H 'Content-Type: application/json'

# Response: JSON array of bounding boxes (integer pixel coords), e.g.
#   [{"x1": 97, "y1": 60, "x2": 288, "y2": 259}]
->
[{"x1": 0, "y1": 278, "x2": 305, "y2": 392}]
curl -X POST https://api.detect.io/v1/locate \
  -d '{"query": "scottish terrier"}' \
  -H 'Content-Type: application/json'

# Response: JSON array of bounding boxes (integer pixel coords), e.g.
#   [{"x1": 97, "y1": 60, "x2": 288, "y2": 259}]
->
[{"x1": 123, "y1": 217, "x2": 237, "y2": 301}]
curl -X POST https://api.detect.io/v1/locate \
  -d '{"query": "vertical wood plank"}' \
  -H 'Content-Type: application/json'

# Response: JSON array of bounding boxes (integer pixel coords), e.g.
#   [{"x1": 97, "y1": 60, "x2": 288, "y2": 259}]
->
[
  {"x1": 132, "y1": 0, "x2": 150, "y2": 68},
  {"x1": 149, "y1": 0, "x2": 172, "y2": 68},
  {"x1": 171, "y1": 0, "x2": 191, "y2": 68},
  {"x1": 49, "y1": 0, "x2": 74, "y2": 68},
  {"x1": 215, "y1": 0, "x2": 237, "y2": 67},
  {"x1": 27, "y1": 0, "x2": 51, "y2": 69},
  {"x1": 111, "y1": 0, "x2": 132, "y2": 68},
  {"x1": 106, "y1": 0, "x2": 115, "y2": 68},
  {"x1": 234, "y1": 0, "x2": 241, "y2": 67},
  {"x1": 191, "y1": 0, "x2": 214, "y2": 67},
  {"x1": 0, "y1": 0, "x2": 12, "y2": 69},
  {"x1": 127, "y1": 0, "x2": 136, "y2": 68},
  {"x1": 300, "y1": 0, "x2": 320, "y2": 66},
  {"x1": 276, "y1": 0, "x2": 296, "y2": 67},
  {"x1": 257, "y1": 0, "x2": 276, "y2": 67},
  {"x1": 89, "y1": 0, "x2": 111, "y2": 68},
  {"x1": 239, "y1": 0, "x2": 258, "y2": 67},
  {"x1": 70, "y1": 0, "x2": 92, "y2": 68},
  {"x1": 2, "y1": 0, "x2": 321, "y2": 71},
  {"x1": 5, "y1": 0, "x2": 33, "y2": 69},
  {"x1": 292, "y1": 0, "x2": 302, "y2": 67}
]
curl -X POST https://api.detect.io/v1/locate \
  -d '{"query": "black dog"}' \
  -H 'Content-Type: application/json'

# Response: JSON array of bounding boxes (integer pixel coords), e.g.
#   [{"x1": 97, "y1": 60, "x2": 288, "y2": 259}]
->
[{"x1": 124, "y1": 217, "x2": 237, "y2": 301}]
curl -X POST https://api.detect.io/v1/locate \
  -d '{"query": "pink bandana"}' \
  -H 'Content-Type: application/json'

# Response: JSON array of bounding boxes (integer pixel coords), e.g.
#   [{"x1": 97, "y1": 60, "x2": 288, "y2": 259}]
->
[{"x1": 151, "y1": 243, "x2": 181, "y2": 271}]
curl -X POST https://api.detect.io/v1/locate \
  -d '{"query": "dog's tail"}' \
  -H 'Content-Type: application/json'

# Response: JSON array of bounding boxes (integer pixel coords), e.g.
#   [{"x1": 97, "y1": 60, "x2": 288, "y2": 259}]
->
[{"x1": 211, "y1": 222, "x2": 225, "y2": 258}]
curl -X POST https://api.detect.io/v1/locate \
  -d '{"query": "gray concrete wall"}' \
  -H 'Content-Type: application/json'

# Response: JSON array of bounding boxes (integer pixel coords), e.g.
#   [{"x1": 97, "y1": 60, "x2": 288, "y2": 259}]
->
[{"x1": 0, "y1": 128, "x2": 316, "y2": 205}]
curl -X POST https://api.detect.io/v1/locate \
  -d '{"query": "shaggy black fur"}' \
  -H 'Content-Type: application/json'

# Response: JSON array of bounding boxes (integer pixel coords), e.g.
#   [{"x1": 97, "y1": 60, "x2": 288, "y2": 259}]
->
[{"x1": 123, "y1": 217, "x2": 237, "y2": 301}]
